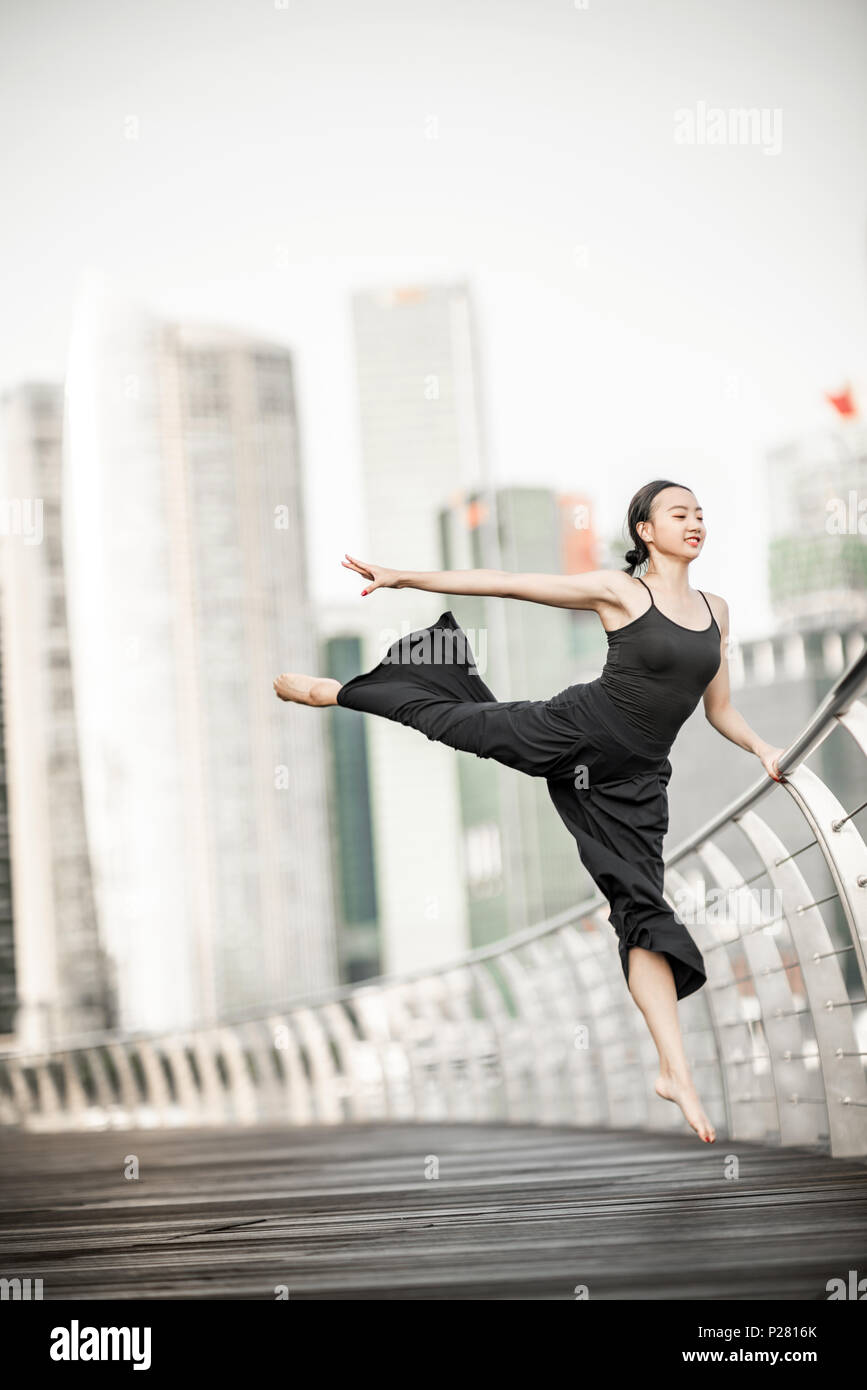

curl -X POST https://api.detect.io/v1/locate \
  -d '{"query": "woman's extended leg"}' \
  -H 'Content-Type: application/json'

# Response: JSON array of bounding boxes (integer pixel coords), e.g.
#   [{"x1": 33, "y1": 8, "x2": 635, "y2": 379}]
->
[
  {"x1": 627, "y1": 946, "x2": 716, "y2": 1142},
  {"x1": 274, "y1": 661, "x2": 585, "y2": 780},
  {"x1": 274, "y1": 673, "x2": 341, "y2": 706}
]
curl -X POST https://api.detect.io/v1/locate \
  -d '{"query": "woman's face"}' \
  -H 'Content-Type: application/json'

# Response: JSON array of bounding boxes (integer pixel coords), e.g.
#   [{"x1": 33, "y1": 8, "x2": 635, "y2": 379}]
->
[{"x1": 640, "y1": 486, "x2": 705, "y2": 561}]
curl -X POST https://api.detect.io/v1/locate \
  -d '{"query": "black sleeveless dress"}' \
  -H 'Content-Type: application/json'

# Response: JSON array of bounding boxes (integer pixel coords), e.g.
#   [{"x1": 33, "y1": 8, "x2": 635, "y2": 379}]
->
[{"x1": 336, "y1": 577, "x2": 722, "y2": 1000}]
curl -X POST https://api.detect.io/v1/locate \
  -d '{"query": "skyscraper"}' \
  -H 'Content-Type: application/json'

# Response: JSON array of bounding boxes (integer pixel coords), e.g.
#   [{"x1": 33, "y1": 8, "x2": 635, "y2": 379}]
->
[
  {"x1": 0, "y1": 382, "x2": 112, "y2": 1048},
  {"x1": 348, "y1": 283, "x2": 485, "y2": 971},
  {"x1": 320, "y1": 614, "x2": 381, "y2": 984},
  {"x1": 63, "y1": 276, "x2": 337, "y2": 1033}
]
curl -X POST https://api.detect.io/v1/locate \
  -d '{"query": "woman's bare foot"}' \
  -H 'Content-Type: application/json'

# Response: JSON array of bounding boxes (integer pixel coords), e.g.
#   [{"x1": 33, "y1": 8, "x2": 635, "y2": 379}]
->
[
  {"x1": 273, "y1": 674, "x2": 340, "y2": 707},
  {"x1": 655, "y1": 1070, "x2": 716, "y2": 1143}
]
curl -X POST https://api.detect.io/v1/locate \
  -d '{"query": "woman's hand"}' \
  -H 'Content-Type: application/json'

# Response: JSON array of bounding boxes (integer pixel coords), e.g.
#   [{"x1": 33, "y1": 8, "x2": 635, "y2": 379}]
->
[
  {"x1": 755, "y1": 742, "x2": 787, "y2": 783},
  {"x1": 341, "y1": 553, "x2": 401, "y2": 596}
]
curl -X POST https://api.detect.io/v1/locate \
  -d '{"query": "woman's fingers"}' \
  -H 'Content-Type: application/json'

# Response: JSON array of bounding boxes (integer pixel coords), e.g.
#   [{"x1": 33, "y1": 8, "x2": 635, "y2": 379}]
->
[
  {"x1": 340, "y1": 553, "x2": 374, "y2": 593},
  {"x1": 342, "y1": 553, "x2": 375, "y2": 579}
]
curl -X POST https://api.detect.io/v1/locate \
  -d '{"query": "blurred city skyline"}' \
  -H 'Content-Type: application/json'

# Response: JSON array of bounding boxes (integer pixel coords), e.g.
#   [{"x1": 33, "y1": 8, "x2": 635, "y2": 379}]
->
[{"x1": 2, "y1": 0, "x2": 867, "y2": 636}]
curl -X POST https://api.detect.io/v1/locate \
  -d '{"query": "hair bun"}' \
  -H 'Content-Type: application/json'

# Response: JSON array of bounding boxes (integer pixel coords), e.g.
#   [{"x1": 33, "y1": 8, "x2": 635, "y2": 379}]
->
[{"x1": 625, "y1": 547, "x2": 640, "y2": 563}]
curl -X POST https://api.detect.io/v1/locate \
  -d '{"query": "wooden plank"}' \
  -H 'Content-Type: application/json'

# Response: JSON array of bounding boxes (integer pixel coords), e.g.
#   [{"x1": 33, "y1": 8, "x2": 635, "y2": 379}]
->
[{"x1": 0, "y1": 1124, "x2": 865, "y2": 1299}]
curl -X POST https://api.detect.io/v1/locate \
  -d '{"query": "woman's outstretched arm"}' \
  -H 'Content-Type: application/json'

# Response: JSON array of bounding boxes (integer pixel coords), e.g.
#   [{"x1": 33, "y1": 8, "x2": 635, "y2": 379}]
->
[{"x1": 341, "y1": 553, "x2": 623, "y2": 611}]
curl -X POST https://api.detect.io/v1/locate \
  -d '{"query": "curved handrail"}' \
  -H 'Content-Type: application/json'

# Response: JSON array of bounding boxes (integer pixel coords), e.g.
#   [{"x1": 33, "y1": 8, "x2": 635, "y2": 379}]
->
[{"x1": 666, "y1": 645, "x2": 867, "y2": 865}]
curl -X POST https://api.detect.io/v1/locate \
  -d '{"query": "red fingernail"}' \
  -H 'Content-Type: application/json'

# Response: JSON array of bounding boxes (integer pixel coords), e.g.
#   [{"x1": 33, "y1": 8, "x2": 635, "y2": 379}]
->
[{"x1": 361, "y1": 590, "x2": 367, "y2": 596}]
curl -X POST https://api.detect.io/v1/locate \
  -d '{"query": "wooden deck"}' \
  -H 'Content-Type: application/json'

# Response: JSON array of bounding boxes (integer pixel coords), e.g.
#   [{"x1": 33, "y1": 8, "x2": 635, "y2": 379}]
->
[{"x1": 1, "y1": 1122, "x2": 865, "y2": 1300}]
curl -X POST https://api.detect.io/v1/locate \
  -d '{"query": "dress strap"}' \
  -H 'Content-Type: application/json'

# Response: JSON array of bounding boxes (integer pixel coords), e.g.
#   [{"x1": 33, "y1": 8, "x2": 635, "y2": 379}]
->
[
  {"x1": 636, "y1": 576, "x2": 655, "y2": 607},
  {"x1": 699, "y1": 590, "x2": 714, "y2": 622}
]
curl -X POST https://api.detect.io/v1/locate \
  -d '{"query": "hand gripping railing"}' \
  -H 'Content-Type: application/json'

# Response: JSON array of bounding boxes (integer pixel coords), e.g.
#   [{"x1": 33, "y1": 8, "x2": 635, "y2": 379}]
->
[{"x1": 1, "y1": 644, "x2": 866, "y2": 1155}]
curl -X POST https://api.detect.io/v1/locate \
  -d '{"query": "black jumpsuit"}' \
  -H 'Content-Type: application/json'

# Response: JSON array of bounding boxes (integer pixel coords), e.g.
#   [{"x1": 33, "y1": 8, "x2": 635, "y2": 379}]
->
[{"x1": 336, "y1": 577, "x2": 722, "y2": 1001}]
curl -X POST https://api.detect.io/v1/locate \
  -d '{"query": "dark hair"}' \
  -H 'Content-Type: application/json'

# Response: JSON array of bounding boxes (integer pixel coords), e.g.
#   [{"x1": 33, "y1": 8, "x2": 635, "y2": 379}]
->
[{"x1": 622, "y1": 479, "x2": 693, "y2": 575}]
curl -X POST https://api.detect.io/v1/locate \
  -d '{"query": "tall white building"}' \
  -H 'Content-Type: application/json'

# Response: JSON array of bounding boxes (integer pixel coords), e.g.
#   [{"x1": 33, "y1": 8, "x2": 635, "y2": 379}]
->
[
  {"x1": 348, "y1": 284, "x2": 487, "y2": 973},
  {"x1": 63, "y1": 276, "x2": 337, "y2": 1033},
  {"x1": 0, "y1": 383, "x2": 112, "y2": 1049}
]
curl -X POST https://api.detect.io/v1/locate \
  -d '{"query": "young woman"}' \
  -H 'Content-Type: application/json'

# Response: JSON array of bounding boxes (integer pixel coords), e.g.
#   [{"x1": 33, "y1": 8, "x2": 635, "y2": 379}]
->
[{"x1": 274, "y1": 480, "x2": 786, "y2": 1143}]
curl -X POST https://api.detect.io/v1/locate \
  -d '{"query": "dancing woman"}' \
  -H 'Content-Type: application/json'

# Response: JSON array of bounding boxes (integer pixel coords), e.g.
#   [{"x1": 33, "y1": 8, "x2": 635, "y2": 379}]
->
[{"x1": 274, "y1": 480, "x2": 786, "y2": 1143}]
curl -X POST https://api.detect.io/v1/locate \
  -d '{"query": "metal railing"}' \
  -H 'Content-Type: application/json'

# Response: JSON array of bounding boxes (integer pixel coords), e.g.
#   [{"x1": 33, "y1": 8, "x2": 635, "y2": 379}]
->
[{"x1": 2, "y1": 642, "x2": 866, "y2": 1155}]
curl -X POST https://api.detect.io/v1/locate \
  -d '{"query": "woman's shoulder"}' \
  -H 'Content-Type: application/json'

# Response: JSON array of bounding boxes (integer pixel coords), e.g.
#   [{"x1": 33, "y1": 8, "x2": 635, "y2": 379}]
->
[
  {"x1": 602, "y1": 570, "x2": 646, "y2": 596},
  {"x1": 700, "y1": 591, "x2": 729, "y2": 630}
]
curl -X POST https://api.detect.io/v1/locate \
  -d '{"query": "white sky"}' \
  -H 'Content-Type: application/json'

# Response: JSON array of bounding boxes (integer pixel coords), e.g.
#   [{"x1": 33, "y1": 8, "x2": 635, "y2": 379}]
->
[{"x1": 2, "y1": 0, "x2": 866, "y2": 637}]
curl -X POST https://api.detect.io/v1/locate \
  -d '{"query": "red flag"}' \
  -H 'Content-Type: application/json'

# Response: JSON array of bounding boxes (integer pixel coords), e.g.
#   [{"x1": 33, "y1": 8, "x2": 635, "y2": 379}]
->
[
  {"x1": 826, "y1": 384, "x2": 857, "y2": 417},
  {"x1": 465, "y1": 499, "x2": 489, "y2": 529}
]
